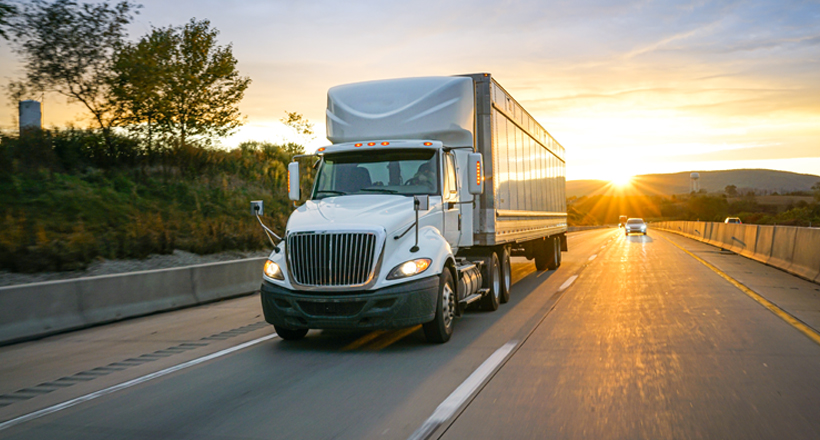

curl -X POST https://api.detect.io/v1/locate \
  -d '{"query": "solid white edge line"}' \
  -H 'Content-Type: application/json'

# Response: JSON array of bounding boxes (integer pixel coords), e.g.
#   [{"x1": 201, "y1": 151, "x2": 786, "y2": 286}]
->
[
  {"x1": 408, "y1": 340, "x2": 518, "y2": 440},
  {"x1": 588, "y1": 254, "x2": 597, "y2": 261},
  {"x1": 0, "y1": 333, "x2": 279, "y2": 432},
  {"x1": 558, "y1": 275, "x2": 578, "y2": 292}
]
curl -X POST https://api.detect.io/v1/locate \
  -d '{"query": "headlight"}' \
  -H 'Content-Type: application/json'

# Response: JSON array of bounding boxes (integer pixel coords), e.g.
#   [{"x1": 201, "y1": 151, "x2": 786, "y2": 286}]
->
[
  {"x1": 387, "y1": 258, "x2": 432, "y2": 280},
  {"x1": 263, "y1": 260, "x2": 284, "y2": 280}
]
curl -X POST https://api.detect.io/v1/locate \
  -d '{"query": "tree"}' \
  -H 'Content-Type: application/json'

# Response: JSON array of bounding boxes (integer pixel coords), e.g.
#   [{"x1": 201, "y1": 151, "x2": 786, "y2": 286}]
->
[
  {"x1": 813, "y1": 181, "x2": 820, "y2": 202},
  {"x1": 112, "y1": 19, "x2": 251, "y2": 146},
  {"x1": 724, "y1": 184, "x2": 738, "y2": 197},
  {"x1": 110, "y1": 26, "x2": 176, "y2": 150},
  {"x1": 0, "y1": 0, "x2": 16, "y2": 40},
  {"x1": 6, "y1": 0, "x2": 139, "y2": 131}
]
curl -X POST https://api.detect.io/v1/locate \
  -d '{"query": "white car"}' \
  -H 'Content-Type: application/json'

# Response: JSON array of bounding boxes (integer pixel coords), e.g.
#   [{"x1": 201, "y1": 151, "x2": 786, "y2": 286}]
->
[{"x1": 625, "y1": 218, "x2": 647, "y2": 236}]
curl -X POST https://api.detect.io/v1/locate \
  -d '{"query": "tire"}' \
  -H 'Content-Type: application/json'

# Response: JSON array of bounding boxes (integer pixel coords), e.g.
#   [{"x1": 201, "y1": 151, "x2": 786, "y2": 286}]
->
[
  {"x1": 499, "y1": 247, "x2": 511, "y2": 304},
  {"x1": 480, "y1": 252, "x2": 501, "y2": 311},
  {"x1": 423, "y1": 269, "x2": 456, "y2": 343},
  {"x1": 535, "y1": 237, "x2": 557, "y2": 271},
  {"x1": 274, "y1": 325, "x2": 308, "y2": 341},
  {"x1": 547, "y1": 236, "x2": 561, "y2": 270}
]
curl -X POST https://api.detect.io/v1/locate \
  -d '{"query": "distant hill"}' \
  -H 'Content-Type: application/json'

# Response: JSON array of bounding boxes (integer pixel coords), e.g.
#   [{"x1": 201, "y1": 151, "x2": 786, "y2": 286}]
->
[{"x1": 567, "y1": 169, "x2": 820, "y2": 198}]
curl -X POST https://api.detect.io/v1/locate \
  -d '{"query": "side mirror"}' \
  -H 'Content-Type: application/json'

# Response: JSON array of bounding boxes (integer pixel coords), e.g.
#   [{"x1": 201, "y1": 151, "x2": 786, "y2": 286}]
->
[
  {"x1": 414, "y1": 194, "x2": 429, "y2": 211},
  {"x1": 468, "y1": 153, "x2": 484, "y2": 195},
  {"x1": 288, "y1": 162, "x2": 300, "y2": 201}
]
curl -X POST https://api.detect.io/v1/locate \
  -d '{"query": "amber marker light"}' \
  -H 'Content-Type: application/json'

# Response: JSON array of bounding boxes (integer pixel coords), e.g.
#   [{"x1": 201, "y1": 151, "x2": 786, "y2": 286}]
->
[
  {"x1": 354, "y1": 143, "x2": 363, "y2": 147},
  {"x1": 381, "y1": 142, "x2": 390, "y2": 146},
  {"x1": 287, "y1": 171, "x2": 291, "y2": 192},
  {"x1": 317, "y1": 147, "x2": 326, "y2": 152},
  {"x1": 367, "y1": 142, "x2": 376, "y2": 146},
  {"x1": 476, "y1": 160, "x2": 482, "y2": 186},
  {"x1": 423, "y1": 142, "x2": 433, "y2": 146}
]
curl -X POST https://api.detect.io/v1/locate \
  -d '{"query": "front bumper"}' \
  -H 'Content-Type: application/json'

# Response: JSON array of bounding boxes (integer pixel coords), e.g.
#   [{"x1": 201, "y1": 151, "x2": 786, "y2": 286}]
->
[
  {"x1": 625, "y1": 228, "x2": 646, "y2": 234},
  {"x1": 260, "y1": 276, "x2": 439, "y2": 330}
]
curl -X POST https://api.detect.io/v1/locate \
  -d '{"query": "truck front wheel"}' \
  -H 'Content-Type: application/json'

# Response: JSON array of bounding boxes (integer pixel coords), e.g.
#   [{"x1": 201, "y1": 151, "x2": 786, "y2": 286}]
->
[
  {"x1": 274, "y1": 325, "x2": 308, "y2": 341},
  {"x1": 423, "y1": 270, "x2": 456, "y2": 343}
]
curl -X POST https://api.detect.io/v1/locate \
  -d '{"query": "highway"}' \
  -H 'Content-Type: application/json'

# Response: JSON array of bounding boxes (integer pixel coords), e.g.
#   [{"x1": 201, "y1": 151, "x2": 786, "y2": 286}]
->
[{"x1": 1, "y1": 229, "x2": 820, "y2": 439}]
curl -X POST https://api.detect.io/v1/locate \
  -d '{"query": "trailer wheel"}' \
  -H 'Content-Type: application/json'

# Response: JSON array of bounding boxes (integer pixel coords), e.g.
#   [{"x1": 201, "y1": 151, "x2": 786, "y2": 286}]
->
[
  {"x1": 499, "y1": 247, "x2": 511, "y2": 304},
  {"x1": 551, "y1": 237, "x2": 562, "y2": 269},
  {"x1": 423, "y1": 270, "x2": 456, "y2": 343},
  {"x1": 274, "y1": 325, "x2": 308, "y2": 341},
  {"x1": 480, "y1": 252, "x2": 501, "y2": 311}
]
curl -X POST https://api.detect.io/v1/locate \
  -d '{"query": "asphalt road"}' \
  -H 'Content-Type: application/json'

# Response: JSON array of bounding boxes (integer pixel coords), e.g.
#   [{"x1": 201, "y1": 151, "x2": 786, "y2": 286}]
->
[{"x1": 2, "y1": 228, "x2": 820, "y2": 439}]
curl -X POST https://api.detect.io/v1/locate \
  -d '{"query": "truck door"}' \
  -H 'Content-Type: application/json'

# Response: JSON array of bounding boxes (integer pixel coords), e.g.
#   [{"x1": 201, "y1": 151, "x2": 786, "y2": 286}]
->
[{"x1": 443, "y1": 152, "x2": 461, "y2": 249}]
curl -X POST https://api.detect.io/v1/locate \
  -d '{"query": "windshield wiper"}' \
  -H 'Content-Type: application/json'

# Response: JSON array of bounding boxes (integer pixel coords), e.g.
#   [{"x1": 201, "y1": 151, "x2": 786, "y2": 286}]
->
[{"x1": 359, "y1": 188, "x2": 398, "y2": 194}]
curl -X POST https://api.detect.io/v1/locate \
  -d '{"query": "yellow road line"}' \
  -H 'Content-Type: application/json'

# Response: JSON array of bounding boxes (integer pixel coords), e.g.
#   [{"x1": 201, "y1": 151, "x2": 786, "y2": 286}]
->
[
  {"x1": 366, "y1": 325, "x2": 422, "y2": 350},
  {"x1": 660, "y1": 234, "x2": 820, "y2": 347},
  {"x1": 342, "y1": 330, "x2": 388, "y2": 351}
]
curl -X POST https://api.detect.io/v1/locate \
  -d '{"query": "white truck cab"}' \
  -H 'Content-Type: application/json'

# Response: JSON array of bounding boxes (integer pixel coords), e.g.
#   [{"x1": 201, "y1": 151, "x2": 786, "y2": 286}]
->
[{"x1": 259, "y1": 74, "x2": 567, "y2": 343}]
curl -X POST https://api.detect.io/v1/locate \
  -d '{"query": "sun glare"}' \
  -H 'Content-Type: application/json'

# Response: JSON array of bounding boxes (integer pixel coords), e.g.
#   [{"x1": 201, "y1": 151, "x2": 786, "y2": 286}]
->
[{"x1": 610, "y1": 173, "x2": 633, "y2": 188}]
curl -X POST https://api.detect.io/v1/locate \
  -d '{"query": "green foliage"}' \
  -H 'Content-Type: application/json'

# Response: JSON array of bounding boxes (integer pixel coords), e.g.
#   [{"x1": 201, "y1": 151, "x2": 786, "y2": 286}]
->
[
  {"x1": 111, "y1": 19, "x2": 251, "y2": 146},
  {"x1": 6, "y1": 0, "x2": 140, "y2": 130},
  {"x1": 0, "y1": 129, "x2": 309, "y2": 273},
  {"x1": 724, "y1": 184, "x2": 737, "y2": 197}
]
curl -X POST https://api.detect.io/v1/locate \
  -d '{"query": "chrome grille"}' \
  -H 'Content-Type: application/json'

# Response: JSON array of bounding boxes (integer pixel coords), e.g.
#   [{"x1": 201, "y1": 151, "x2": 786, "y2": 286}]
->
[{"x1": 287, "y1": 232, "x2": 378, "y2": 287}]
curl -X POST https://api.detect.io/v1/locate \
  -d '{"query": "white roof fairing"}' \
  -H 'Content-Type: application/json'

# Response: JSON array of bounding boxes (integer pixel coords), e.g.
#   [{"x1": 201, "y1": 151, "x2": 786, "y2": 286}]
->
[{"x1": 326, "y1": 76, "x2": 475, "y2": 148}]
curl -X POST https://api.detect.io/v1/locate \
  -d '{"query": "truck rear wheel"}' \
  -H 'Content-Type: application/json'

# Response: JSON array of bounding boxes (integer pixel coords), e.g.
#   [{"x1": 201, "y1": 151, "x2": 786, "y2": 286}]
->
[
  {"x1": 480, "y1": 252, "x2": 501, "y2": 311},
  {"x1": 423, "y1": 270, "x2": 456, "y2": 343},
  {"x1": 552, "y1": 237, "x2": 562, "y2": 269},
  {"x1": 274, "y1": 325, "x2": 308, "y2": 341},
  {"x1": 499, "y1": 247, "x2": 511, "y2": 304}
]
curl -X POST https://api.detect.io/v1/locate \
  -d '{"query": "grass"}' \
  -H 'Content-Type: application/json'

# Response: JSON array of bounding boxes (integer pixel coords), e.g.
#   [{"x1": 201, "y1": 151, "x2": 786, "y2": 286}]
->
[{"x1": 0, "y1": 130, "x2": 309, "y2": 272}]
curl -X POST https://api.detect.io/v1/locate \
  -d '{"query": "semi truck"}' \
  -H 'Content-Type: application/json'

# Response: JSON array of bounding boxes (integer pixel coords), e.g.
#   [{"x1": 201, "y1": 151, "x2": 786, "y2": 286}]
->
[{"x1": 258, "y1": 73, "x2": 567, "y2": 343}]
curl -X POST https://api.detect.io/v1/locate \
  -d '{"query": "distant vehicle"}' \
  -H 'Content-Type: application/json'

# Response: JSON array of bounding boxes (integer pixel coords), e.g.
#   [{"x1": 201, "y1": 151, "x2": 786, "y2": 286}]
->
[
  {"x1": 724, "y1": 217, "x2": 742, "y2": 224},
  {"x1": 625, "y1": 218, "x2": 647, "y2": 236},
  {"x1": 619, "y1": 215, "x2": 628, "y2": 228}
]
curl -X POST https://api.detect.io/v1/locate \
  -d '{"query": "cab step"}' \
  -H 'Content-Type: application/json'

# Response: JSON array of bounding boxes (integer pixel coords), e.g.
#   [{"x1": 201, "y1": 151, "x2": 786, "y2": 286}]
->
[{"x1": 458, "y1": 288, "x2": 490, "y2": 306}]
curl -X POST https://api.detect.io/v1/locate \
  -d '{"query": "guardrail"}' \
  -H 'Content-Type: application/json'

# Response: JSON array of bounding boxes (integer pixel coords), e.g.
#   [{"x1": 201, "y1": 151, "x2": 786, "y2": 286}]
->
[
  {"x1": 652, "y1": 221, "x2": 820, "y2": 284},
  {"x1": 0, "y1": 258, "x2": 267, "y2": 346}
]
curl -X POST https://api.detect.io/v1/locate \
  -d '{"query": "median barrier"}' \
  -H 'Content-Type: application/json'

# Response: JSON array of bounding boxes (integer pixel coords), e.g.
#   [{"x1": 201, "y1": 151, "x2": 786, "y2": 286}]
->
[
  {"x1": 789, "y1": 228, "x2": 820, "y2": 282},
  {"x1": 651, "y1": 221, "x2": 818, "y2": 284},
  {"x1": 769, "y1": 226, "x2": 798, "y2": 271},
  {"x1": 753, "y1": 225, "x2": 775, "y2": 265},
  {"x1": 0, "y1": 257, "x2": 267, "y2": 345}
]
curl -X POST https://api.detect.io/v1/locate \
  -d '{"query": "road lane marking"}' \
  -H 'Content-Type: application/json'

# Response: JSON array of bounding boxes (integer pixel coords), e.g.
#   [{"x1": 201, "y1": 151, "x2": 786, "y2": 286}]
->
[
  {"x1": 660, "y1": 234, "x2": 820, "y2": 347},
  {"x1": 558, "y1": 275, "x2": 578, "y2": 292},
  {"x1": 342, "y1": 330, "x2": 388, "y2": 351},
  {"x1": 366, "y1": 326, "x2": 422, "y2": 350},
  {"x1": 0, "y1": 333, "x2": 279, "y2": 432},
  {"x1": 588, "y1": 254, "x2": 597, "y2": 261},
  {"x1": 408, "y1": 340, "x2": 518, "y2": 440}
]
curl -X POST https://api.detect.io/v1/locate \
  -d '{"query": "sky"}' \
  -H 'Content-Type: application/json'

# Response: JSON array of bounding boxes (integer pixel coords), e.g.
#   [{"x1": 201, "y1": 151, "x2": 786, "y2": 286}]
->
[{"x1": 1, "y1": 0, "x2": 819, "y2": 181}]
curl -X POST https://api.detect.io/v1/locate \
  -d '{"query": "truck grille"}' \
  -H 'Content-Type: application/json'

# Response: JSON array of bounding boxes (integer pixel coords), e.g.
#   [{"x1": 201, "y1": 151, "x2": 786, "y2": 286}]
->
[{"x1": 287, "y1": 232, "x2": 379, "y2": 287}]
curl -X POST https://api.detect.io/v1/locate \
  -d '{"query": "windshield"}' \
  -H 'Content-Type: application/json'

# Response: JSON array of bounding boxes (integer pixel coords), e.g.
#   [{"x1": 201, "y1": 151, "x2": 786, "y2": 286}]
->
[
  {"x1": 312, "y1": 149, "x2": 439, "y2": 199},
  {"x1": 626, "y1": 219, "x2": 645, "y2": 225}
]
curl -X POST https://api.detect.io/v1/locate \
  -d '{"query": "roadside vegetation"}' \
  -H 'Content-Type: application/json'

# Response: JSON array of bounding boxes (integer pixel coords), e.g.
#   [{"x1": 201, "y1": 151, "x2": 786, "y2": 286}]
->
[
  {"x1": 568, "y1": 184, "x2": 820, "y2": 227},
  {"x1": 0, "y1": 129, "x2": 313, "y2": 272}
]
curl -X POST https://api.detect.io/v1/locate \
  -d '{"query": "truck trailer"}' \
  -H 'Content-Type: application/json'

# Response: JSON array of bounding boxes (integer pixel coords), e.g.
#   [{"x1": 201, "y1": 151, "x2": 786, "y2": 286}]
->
[{"x1": 258, "y1": 73, "x2": 567, "y2": 343}]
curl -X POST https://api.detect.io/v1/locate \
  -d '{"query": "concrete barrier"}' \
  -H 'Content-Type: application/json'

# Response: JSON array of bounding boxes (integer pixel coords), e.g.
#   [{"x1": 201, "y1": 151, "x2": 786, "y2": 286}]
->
[
  {"x1": 0, "y1": 257, "x2": 267, "y2": 345},
  {"x1": 753, "y1": 225, "x2": 775, "y2": 264},
  {"x1": 789, "y1": 228, "x2": 820, "y2": 282},
  {"x1": 769, "y1": 226, "x2": 798, "y2": 271},
  {"x1": 651, "y1": 221, "x2": 818, "y2": 284}
]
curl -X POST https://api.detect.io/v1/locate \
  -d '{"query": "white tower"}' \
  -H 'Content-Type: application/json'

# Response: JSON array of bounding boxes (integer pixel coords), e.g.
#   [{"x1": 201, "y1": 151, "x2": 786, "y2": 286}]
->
[
  {"x1": 19, "y1": 100, "x2": 42, "y2": 131},
  {"x1": 690, "y1": 172, "x2": 700, "y2": 193}
]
